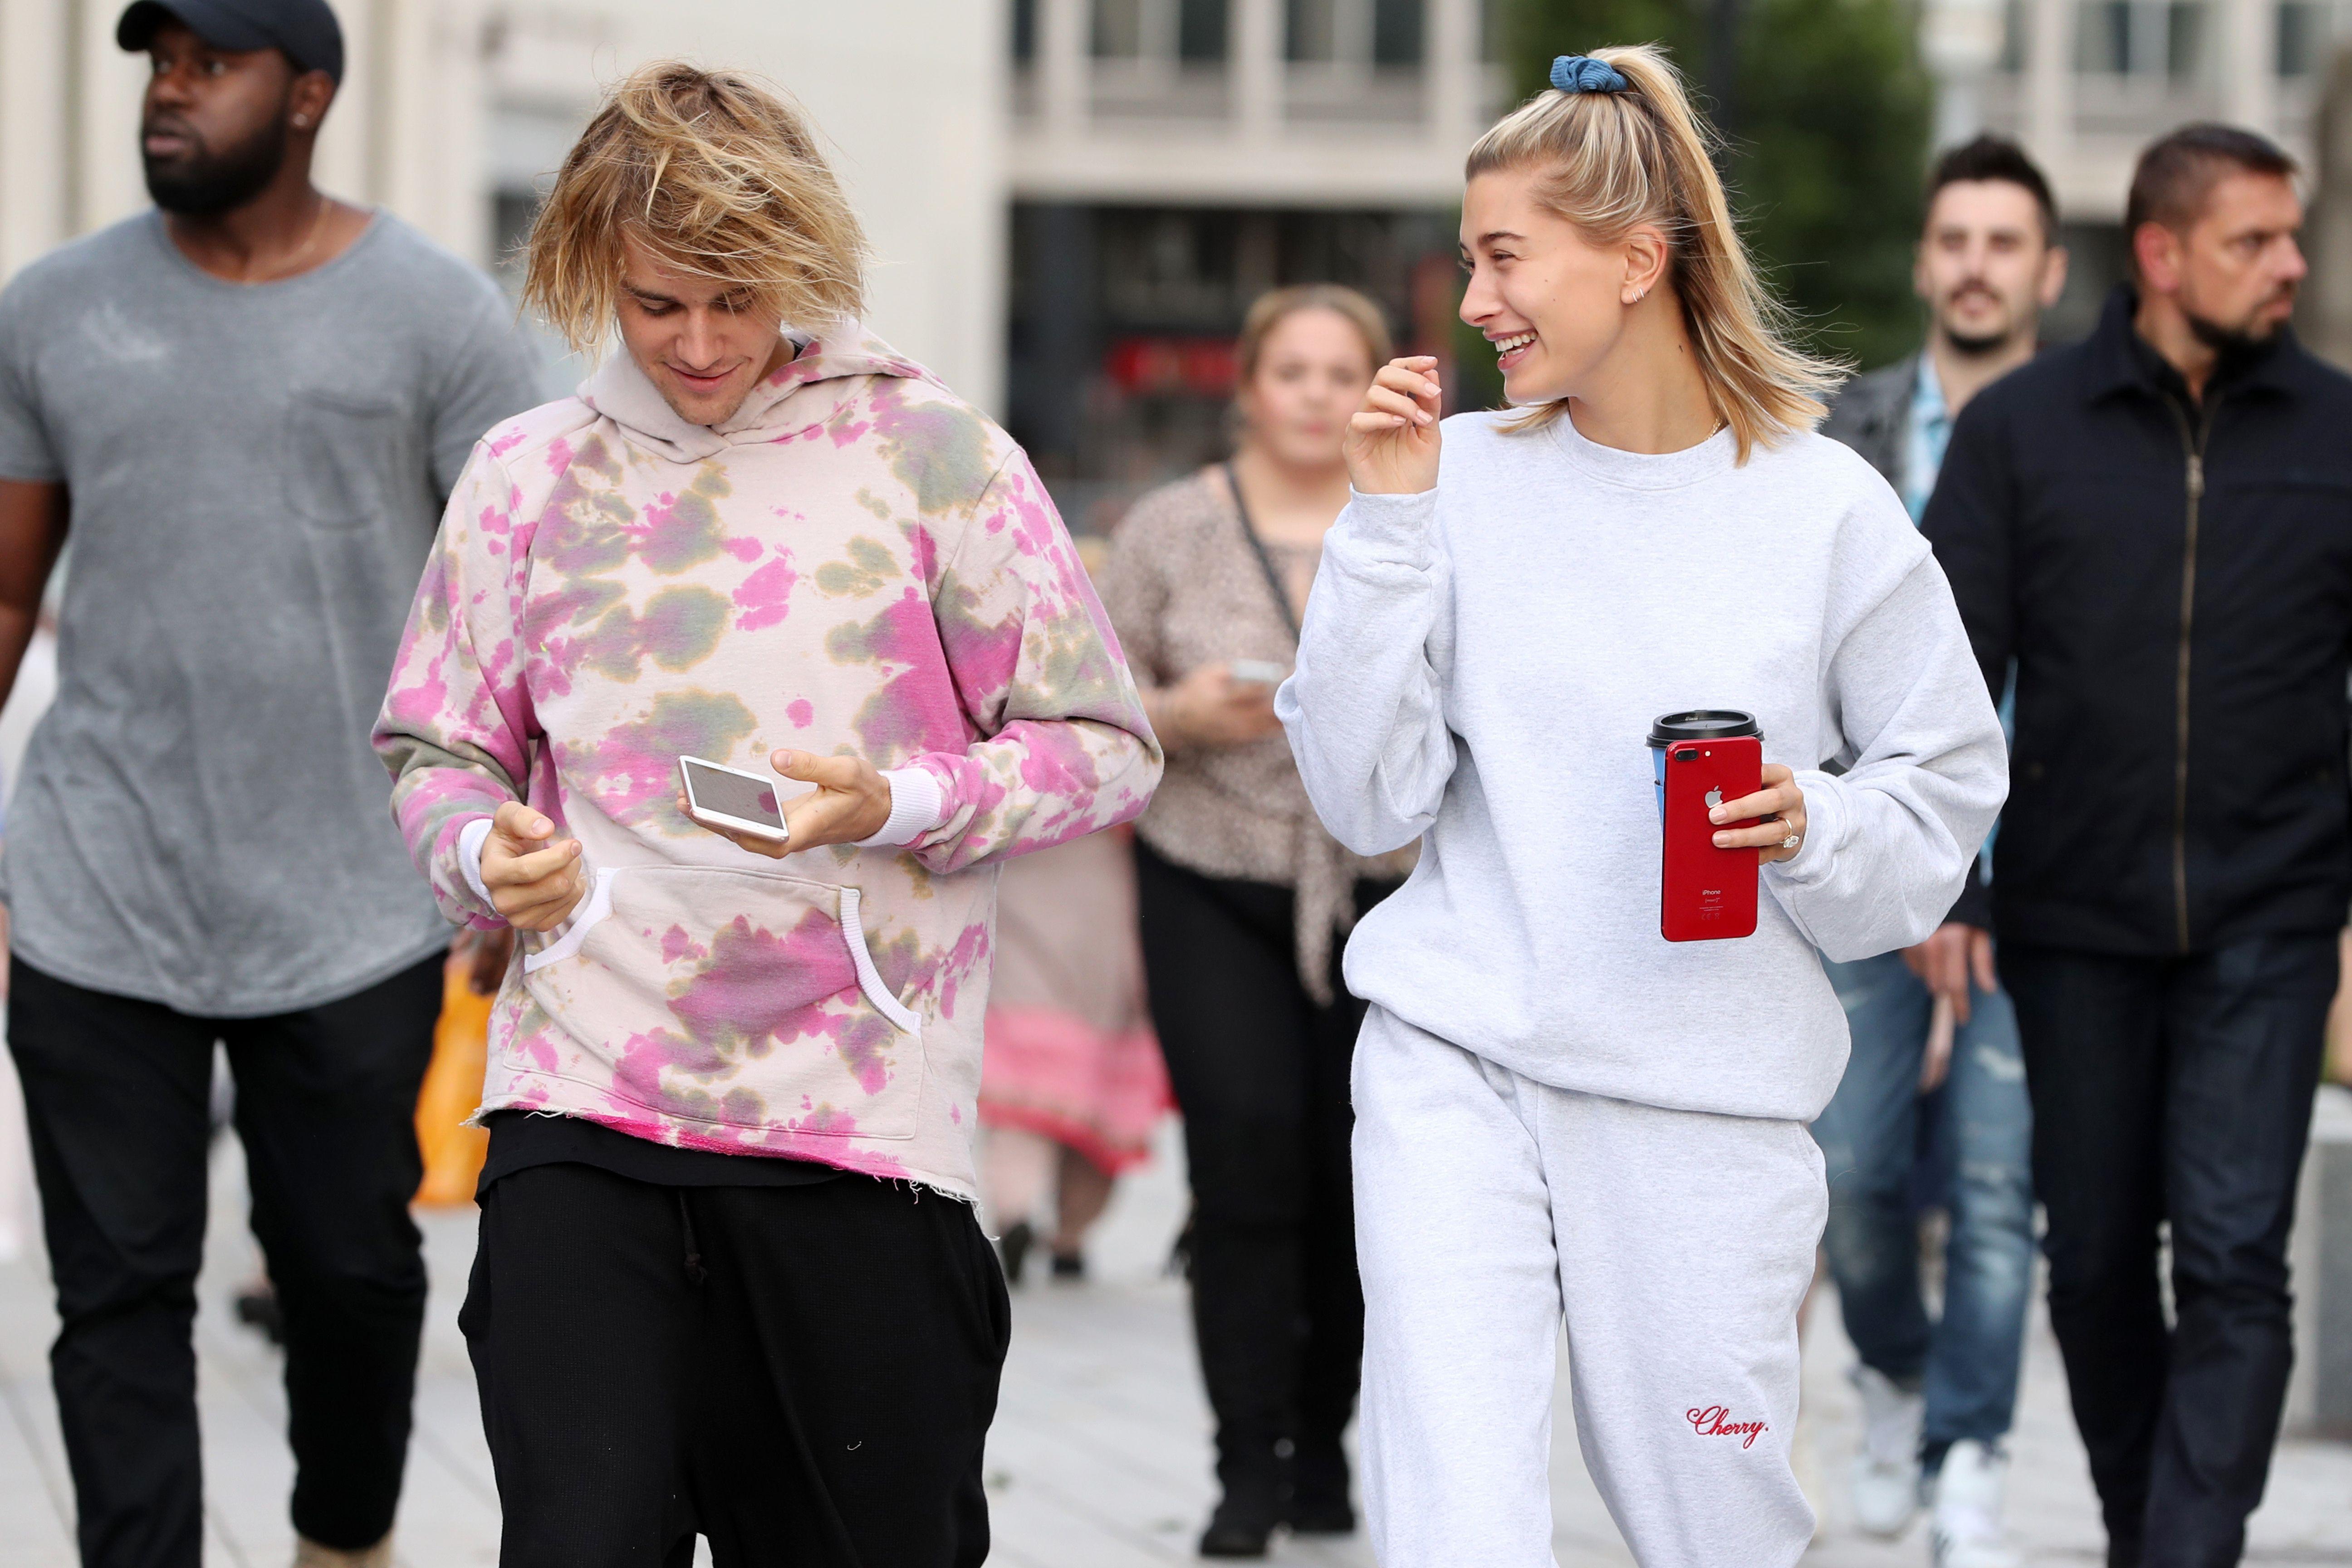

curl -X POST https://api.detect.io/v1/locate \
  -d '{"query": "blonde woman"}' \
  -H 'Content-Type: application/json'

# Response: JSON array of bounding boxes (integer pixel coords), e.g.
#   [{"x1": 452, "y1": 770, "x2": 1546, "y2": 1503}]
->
[
  {"x1": 1098, "y1": 285, "x2": 1410, "y2": 1557},
  {"x1": 1277, "y1": 50, "x2": 2007, "y2": 1563},
  {"x1": 373, "y1": 65, "x2": 1158, "y2": 1567}
]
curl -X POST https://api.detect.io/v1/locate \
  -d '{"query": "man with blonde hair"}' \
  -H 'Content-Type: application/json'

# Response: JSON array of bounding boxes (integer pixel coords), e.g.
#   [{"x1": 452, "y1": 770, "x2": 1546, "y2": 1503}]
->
[{"x1": 374, "y1": 62, "x2": 1159, "y2": 1568}]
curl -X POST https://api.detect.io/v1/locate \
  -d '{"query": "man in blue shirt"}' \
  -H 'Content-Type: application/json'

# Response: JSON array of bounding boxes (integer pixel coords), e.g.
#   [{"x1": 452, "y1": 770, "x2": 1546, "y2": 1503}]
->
[{"x1": 1816, "y1": 135, "x2": 2067, "y2": 1567}]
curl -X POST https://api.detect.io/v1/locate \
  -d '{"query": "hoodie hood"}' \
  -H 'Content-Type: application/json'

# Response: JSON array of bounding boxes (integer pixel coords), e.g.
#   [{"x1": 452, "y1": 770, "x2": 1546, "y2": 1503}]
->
[{"x1": 578, "y1": 319, "x2": 932, "y2": 463}]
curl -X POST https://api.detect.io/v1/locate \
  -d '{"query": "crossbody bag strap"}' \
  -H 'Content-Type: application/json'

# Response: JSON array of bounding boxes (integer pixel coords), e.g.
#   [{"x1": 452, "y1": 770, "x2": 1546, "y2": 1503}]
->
[{"x1": 1223, "y1": 462, "x2": 1301, "y2": 645}]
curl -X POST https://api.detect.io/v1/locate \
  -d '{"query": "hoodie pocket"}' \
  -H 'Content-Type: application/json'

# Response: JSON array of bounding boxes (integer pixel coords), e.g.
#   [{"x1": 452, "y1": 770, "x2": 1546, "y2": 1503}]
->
[{"x1": 519, "y1": 865, "x2": 925, "y2": 1141}]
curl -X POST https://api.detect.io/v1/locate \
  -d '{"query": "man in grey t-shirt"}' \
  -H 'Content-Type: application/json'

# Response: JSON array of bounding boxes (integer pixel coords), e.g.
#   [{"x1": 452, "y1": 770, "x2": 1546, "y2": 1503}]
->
[{"x1": 0, "y1": 2, "x2": 537, "y2": 1563}]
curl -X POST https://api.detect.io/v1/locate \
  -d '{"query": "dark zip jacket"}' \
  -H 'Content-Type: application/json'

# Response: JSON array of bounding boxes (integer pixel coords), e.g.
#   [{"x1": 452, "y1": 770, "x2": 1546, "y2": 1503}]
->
[{"x1": 1925, "y1": 286, "x2": 2352, "y2": 956}]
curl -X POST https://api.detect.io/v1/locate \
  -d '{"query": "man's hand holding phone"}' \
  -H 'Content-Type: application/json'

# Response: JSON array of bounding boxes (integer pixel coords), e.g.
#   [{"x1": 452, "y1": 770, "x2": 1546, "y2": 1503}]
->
[
  {"x1": 481, "y1": 801, "x2": 588, "y2": 931},
  {"x1": 681, "y1": 748, "x2": 894, "y2": 859}
]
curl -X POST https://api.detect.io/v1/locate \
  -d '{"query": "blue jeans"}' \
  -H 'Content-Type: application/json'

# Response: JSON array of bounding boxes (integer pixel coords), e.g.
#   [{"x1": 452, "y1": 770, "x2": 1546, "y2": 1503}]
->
[{"x1": 1812, "y1": 951, "x2": 2035, "y2": 1458}]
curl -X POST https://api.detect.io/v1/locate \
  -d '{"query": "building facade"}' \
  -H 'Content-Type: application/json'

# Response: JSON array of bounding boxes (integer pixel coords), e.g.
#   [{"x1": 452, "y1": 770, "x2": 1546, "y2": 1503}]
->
[
  {"x1": 1927, "y1": 0, "x2": 2351, "y2": 334},
  {"x1": 2, "y1": 0, "x2": 2342, "y2": 490},
  {"x1": 0, "y1": 0, "x2": 1505, "y2": 521},
  {"x1": 1003, "y1": 0, "x2": 1505, "y2": 524},
  {"x1": 0, "y1": 0, "x2": 1011, "y2": 410}
]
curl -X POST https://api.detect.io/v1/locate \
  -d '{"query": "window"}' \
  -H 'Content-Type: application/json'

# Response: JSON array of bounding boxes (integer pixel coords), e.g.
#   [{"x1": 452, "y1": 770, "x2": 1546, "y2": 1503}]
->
[
  {"x1": 1094, "y1": 0, "x2": 1140, "y2": 57},
  {"x1": 2277, "y1": 0, "x2": 2323, "y2": 73},
  {"x1": 2165, "y1": 1, "x2": 2205, "y2": 78},
  {"x1": 2075, "y1": 0, "x2": 2131, "y2": 70},
  {"x1": 1288, "y1": 0, "x2": 1425, "y2": 65},
  {"x1": 1373, "y1": 0, "x2": 1426, "y2": 65},
  {"x1": 1094, "y1": 0, "x2": 1229, "y2": 62},
  {"x1": 2074, "y1": 0, "x2": 2208, "y2": 77},
  {"x1": 1178, "y1": 0, "x2": 1228, "y2": 61}
]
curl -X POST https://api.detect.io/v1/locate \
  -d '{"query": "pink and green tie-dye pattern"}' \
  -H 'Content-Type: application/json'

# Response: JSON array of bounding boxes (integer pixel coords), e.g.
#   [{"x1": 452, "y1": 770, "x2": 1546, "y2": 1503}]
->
[{"x1": 372, "y1": 324, "x2": 1161, "y2": 1198}]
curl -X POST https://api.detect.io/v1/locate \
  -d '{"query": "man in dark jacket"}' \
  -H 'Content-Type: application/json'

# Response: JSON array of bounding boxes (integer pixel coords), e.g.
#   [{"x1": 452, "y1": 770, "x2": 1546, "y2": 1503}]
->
[
  {"x1": 1815, "y1": 135, "x2": 2066, "y2": 1564},
  {"x1": 1925, "y1": 124, "x2": 2346, "y2": 1567}
]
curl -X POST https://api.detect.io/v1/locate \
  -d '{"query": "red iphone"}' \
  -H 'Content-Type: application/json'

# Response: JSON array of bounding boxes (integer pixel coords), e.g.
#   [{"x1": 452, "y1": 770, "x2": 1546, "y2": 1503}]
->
[{"x1": 1660, "y1": 735, "x2": 1761, "y2": 942}]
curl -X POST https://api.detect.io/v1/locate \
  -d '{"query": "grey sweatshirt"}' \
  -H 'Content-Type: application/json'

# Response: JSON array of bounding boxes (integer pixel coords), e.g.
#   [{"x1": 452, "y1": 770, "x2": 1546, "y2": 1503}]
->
[{"x1": 1276, "y1": 411, "x2": 2008, "y2": 1122}]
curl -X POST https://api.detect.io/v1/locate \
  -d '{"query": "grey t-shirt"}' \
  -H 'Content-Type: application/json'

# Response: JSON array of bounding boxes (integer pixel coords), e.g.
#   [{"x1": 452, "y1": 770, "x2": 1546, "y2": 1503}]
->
[{"x1": 0, "y1": 210, "x2": 541, "y2": 1015}]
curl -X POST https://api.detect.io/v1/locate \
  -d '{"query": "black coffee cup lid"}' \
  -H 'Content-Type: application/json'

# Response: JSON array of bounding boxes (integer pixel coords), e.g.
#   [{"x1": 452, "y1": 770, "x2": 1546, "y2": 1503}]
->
[{"x1": 1648, "y1": 709, "x2": 1761, "y2": 748}]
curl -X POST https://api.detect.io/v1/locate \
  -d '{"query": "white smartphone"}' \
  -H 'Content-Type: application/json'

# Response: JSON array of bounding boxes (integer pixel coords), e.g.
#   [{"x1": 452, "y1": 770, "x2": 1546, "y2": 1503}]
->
[
  {"x1": 1230, "y1": 658, "x2": 1288, "y2": 687},
  {"x1": 679, "y1": 755, "x2": 790, "y2": 844}
]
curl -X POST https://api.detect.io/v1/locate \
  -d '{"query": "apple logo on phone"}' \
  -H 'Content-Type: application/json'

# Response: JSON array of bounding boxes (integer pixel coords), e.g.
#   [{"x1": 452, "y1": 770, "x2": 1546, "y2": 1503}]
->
[{"x1": 1705, "y1": 788, "x2": 1723, "y2": 808}]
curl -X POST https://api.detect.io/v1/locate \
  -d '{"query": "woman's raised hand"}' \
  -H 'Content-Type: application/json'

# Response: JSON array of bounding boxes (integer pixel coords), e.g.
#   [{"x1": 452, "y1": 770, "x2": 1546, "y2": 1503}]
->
[{"x1": 1343, "y1": 355, "x2": 1443, "y2": 496}]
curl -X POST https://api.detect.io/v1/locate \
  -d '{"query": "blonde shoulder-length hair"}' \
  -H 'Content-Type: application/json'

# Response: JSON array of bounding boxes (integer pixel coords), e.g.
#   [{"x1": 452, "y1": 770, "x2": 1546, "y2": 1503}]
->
[
  {"x1": 1466, "y1": 44, "x2": 1840, "y2": 460},
  {"x1": 522, "y1": 61, "x2": 869, "y2": 354}
]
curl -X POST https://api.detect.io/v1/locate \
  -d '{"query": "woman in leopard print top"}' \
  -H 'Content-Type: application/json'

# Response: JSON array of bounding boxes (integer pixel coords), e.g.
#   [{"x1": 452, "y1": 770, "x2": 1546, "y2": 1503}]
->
[{"x1": 1096, "y1": 284, "x2": 1412, "y2": 1557}]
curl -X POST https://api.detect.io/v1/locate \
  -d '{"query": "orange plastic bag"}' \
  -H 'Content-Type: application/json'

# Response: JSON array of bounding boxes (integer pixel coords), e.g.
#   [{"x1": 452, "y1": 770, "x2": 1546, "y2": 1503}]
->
[
  {"x1": 414, "y1": 956, "x2": 493, "y2": 1207},
  {"x1": 2329, "y1": 928, "x2": 2352, "y2": 1087}
]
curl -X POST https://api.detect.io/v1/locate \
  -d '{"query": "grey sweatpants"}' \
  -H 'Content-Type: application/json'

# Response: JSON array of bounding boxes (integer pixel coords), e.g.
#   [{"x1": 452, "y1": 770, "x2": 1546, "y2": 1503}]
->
[{"x1": 1353, "y1": 1008, "x2": 1825, "y2": 1567}]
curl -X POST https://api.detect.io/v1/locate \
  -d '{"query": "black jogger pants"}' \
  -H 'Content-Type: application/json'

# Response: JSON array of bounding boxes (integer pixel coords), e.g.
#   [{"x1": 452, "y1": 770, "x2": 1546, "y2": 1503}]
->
[{"x1": 465, "y1": 1161, "x2": 1011, "y2": 1568}]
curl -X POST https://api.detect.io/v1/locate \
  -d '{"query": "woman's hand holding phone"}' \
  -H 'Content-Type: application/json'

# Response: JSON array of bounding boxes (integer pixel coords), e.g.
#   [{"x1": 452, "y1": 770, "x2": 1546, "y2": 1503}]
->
[
  {"x1": 481, "y1": 800, "x2": 588, "y2": 931},
  {"x1": 1153, "y1": 662, "x2": 1281, "y2": 750},
  {"x1": 681, "y1": 748, "x2": 893, "y2": 859},
  {"x1": 1344, "y1": 354, "x2": 1443, "y2": 495},
  {"x1": 1708, "y1": 764, "x2": 1809, "y2": 865}
]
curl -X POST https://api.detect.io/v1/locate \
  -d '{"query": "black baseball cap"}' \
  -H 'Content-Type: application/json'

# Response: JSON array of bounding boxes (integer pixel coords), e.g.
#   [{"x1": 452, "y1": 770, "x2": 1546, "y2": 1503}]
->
[{"x1": 117, "y1": 0, "x2": 344, "y2": 84}]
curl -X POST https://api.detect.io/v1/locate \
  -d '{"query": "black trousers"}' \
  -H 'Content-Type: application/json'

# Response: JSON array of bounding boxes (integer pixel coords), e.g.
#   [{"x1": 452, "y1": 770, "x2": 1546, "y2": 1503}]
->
[
  {"x1": 2002, "y1": 934, "x2": 2335, "y2": 1568},
  {"x1": 1134, "y1": 841, "x2": 1378, "y2": 1508},
  {"x1": 466, "y1": 1162, "x2": 1010, "y2": 1568},
  {"x1": 7, "y1": 953, "x2": 442, "y2": 1568}
]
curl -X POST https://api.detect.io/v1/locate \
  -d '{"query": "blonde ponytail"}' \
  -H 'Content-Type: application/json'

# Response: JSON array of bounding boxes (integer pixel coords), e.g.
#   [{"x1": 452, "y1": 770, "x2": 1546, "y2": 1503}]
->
[{"x1": 1465, "y1": 44, "x2": 1840, "y2": 461}]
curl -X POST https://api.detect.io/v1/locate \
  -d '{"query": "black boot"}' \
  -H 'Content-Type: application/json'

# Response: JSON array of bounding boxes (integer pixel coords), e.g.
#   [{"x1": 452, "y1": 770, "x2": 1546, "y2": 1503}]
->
[
  {"x1": 233, "y1": 1279, "x2": 284, "y2": 1347},
  {"x1": 1285, "y1": 1438, "x2": 1355, "y2": 1535},
  {"x1": 1199, "y1": 1432, "x2": 1281, "y2": 1558},
  {"x1": 996, "y1": 1221, "x2": 1033, "y2": 1287},
  {"x1": 1197, "y1": 1490, "x2": 1278, "y2": 1558}
]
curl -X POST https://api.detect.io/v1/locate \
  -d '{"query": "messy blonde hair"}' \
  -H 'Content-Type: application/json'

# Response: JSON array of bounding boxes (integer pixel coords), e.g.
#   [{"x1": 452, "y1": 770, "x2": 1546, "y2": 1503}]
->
[
  {"x1": 1235, "y1": 284, "x2": 1394, "y2": 385},
  {"x1": 523, "y1": 61, "x2": 868, "y2": 353},
  {"x1": 1465, "y1": 45, "x2": 1838, "y2": 459}
]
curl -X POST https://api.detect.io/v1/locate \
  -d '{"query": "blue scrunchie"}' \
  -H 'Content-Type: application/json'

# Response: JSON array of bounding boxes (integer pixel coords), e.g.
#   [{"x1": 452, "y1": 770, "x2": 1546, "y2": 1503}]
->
[{"x1": 1550, "y1": 54, "x2": 1630, "y2": 94}]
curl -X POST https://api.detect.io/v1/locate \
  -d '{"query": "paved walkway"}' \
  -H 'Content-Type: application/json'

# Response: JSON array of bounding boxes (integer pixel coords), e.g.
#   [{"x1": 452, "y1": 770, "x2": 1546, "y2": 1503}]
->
[{"x1": 3, "y1": 1123, "x2": 2348, "y2": 1568}]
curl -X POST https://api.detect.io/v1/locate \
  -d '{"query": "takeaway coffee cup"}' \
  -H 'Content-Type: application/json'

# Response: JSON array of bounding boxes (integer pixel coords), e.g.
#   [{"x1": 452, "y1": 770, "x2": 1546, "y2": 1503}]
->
[{"x1": 1646, "y1": 710, "x2": 1763, "y2": 820}]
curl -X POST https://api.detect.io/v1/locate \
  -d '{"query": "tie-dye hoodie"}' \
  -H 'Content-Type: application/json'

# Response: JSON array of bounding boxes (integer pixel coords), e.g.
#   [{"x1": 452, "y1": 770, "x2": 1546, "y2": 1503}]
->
[{"x1": 373, "y1": 325, "x2": 1161, "y2": 1199}]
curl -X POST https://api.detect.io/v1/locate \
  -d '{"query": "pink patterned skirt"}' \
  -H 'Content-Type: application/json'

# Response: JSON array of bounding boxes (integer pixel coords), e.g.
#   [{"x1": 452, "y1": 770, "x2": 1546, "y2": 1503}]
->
[{"x1": 978, "y1": 827, "x2": 1172, "y2": 1174}]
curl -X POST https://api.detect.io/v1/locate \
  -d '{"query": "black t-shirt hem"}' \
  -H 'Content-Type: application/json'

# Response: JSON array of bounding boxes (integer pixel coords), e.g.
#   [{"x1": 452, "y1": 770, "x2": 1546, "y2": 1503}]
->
[{"x1": 478, "y1": 1109, "x2": 845, "y2": 1196}]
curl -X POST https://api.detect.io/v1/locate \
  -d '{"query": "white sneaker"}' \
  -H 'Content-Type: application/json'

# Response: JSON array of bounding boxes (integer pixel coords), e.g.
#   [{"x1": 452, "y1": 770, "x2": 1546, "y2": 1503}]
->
[
  {"x1": 1849, "y1": 1363, "x2": 1925, "y2": 1536},
  {"x1": 1930, "y1": 1440, "x2": 2022, "y2": 1568}
]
